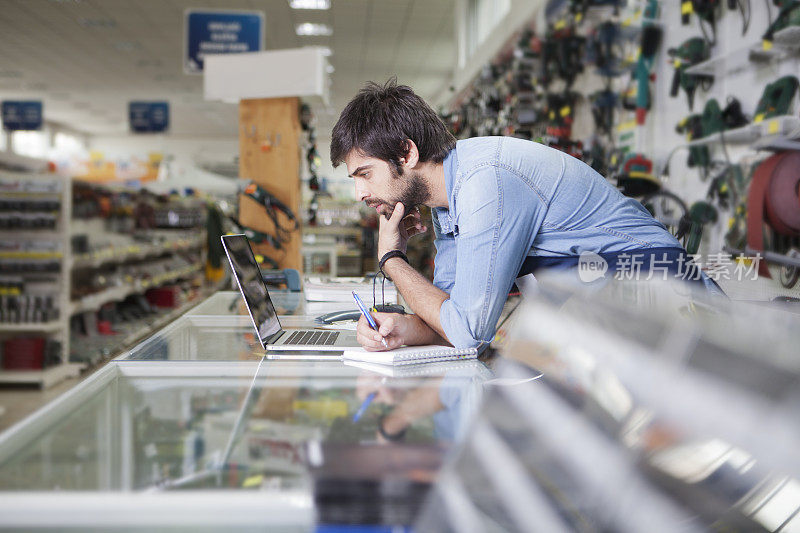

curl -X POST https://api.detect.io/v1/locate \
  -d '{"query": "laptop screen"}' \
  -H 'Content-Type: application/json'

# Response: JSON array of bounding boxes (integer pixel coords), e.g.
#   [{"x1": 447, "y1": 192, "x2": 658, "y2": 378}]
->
[{"x1": 221, "y1": 234, "x2": 281, "y2": 346}]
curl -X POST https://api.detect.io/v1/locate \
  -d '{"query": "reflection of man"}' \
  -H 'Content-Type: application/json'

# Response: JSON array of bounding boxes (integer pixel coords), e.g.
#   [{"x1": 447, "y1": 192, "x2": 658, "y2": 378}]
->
[
  {"x1": 355, "y1": 368, "x2": 489, "y2": 443},
  {"x1": 331, "y1": 79, "x2": 721, "y2": 351}
]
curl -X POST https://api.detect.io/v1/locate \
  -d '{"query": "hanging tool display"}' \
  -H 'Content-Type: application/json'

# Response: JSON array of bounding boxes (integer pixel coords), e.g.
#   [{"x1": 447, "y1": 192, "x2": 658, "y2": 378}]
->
[
  {"x1": 226, "y1": 217, "x2": 283, "y2": 254},
  {"x1": 746, "y1": 151, "x2": 800, "y2": 280},
  {"x1": 626, "y1": 21, "x2": 663, "y2": 125},
  {"x1": 614, "y1": 153, "x2": 661, "y2": 196},
  {"x1": 684, "y1": 201, "x2": 719, "y2": 255},
  {"x1": 675, "y1": 114, "x2": 711, "y2": 173},
  {"x1": 680, "y1": 0, "x2": 722, "y2": 45},
  {"x1": 668, "y1": 37, "x2": 713, "y2": 109},
  {"x1": 241, "y1": 182, "x2": 299, "y2": 244},
  {"x1": 544, "y1": 26, "x2": 585, "y2": 88},
  {"x1": 590, "y1": 89, "x2": 619, "y2": 135},
  {"x1": 544, "y1": 92, "x2": 580, "y2": 139},
  {"x1": 568, "y1": 0, "x2": 624, "y2": 18},
  {"x1": 752, "y1": 75, "x2": 799, "y2": 122},
  {"x1": 762, "y1": 1, "x2": 800, "y2": 47},
  {"x1": 585, "y1": 22, "x2": 627, "y2": 77}
]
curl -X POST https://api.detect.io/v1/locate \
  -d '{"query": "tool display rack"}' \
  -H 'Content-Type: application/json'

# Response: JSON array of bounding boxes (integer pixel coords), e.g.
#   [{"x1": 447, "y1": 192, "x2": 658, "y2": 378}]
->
[
  {"x1": 0, "y1": 172, "x2": 211, "y2": 389},
  {"x1": 0, "y1": 171, "x2": 81, "y2": 388}
]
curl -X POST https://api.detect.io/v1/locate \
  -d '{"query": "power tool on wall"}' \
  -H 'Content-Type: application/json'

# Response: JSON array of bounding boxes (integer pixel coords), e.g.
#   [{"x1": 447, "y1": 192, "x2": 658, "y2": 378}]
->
[
  {"x1": 752, "y1": 75, "x2": 799, "y2": 123},
  {"x1": 668, "y1": 37, "x2": 713, "y2": 110}
]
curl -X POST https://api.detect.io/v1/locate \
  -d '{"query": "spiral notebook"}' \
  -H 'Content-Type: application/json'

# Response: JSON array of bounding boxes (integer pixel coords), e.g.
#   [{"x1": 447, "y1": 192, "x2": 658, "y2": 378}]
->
[
  {"x1": 344, "y1": 359, "x2": 483, "y2": 377},
  {"x1": 342, "y1": 345, "x2": 478, "y2": 366}
]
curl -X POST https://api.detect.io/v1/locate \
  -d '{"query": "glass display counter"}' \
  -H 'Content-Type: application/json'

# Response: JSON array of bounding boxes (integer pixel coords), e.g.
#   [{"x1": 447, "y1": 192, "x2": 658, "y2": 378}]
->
[{"x1": 0, "y1": 290, "x2": 494, "y2": 530}]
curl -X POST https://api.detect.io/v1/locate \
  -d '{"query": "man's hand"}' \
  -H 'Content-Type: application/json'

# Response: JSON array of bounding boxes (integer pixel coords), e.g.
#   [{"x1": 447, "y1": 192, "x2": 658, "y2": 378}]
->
[
  {"x1": 377, "y1": 202, "x2": 427, "y2": 258},
  {"x1": 356, "y1": 311, "x2": 413, "y2": 351}
]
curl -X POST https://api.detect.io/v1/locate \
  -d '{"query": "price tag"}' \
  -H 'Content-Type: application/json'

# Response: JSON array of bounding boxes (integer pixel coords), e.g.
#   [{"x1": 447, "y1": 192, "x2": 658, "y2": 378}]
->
[
  {"x1": 681, "y1": 1, "x2": 693, "y2": 14},
  {"x1": 762, "y1": 40, "x2": 773, "y2": 51},
  {"x1": 559, "y1": 106, "x2": 571, "y2": 117},
  {"x1": 754, "y1": 113, "x2": 765, "y2": 123},
  {"x1": 575, "y1": 13, "x2": 583, "y2": 23},
  {"x1": 673, "y1": 59, "x2": 681, "y2": 68},
  {"x1": 554, "y1": 19, "x2": 566, "y2": 30}
]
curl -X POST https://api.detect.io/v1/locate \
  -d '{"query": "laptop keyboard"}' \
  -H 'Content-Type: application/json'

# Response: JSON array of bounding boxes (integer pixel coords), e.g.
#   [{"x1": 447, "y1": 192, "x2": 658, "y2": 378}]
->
[{"x1": 283, "y1": 330, "x2": 340, "y2": 346}]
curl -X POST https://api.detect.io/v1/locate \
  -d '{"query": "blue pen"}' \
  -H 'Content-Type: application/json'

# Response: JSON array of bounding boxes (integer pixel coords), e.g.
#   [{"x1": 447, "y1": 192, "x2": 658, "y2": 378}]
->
[
  {"x1": 352, "y1": 291, "x2": 389, "y2": 348},
  {"x1": 353, "y1": 377, "x2": 387, "y2": 422}
]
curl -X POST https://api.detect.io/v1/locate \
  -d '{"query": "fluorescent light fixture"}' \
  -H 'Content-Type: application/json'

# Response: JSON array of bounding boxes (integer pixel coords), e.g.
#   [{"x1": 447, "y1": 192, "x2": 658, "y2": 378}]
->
[
  {"x1": 289, "y1": 0, "x2": 330, "y2": 9},
  {"x1": 295, "y1": 23, "x2": 332, "y2": 36}
]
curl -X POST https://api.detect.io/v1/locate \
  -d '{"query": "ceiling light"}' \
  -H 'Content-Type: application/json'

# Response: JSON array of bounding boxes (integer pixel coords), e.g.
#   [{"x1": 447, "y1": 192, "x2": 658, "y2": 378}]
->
[
  {"x1": 326, "y1": 65, "x2": 335, "y2": 73},
  {"x1": 289, "y1": 0, "x2": 330, "y2": 9},
  {"x1": 295, "y1": 23, "x2": 332, "y2": 36}
]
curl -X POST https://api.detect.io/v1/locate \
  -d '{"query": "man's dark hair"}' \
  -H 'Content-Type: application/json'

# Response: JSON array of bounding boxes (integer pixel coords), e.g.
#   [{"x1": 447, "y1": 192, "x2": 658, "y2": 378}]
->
[{"x1": 330, "y1": 78, "x2": 456, "y2": 170}]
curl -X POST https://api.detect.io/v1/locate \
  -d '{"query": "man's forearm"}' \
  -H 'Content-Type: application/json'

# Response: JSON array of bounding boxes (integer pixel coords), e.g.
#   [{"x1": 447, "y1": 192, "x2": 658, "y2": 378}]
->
[{"x1": 383, "y1": 257, "x2": 451, "y2": 344}]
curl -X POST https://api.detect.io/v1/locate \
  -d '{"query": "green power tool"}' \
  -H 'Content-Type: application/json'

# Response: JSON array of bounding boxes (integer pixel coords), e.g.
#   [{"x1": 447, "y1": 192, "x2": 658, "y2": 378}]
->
[
  {"x1": 631, "y1": 2, "x2": 662, "y2": 125},
  {"x1": 763, "y1": 1, "x2": 800, "y2": 47},
  {"x1": 668, "y1": 37, "x2": 713, "y2": 109},
  {"x1": 676, "y1": 114, "x2": 710, "y2": 170},
  {"x1": 752, "y1": 75, "x2": 800, "y2": 123}
]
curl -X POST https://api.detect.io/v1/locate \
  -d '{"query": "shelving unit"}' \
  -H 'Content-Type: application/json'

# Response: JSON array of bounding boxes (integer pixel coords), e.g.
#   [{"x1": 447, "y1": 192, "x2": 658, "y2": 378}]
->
[
  {"x1": 0, "y1": 170, "x2": 79, "y2": 388},
  {"x1": 1, "y1": 172, "x2": 211, "y2": 387},
  {"x1": 686, "y1": 28, "x2": 800, "y2": 77}
]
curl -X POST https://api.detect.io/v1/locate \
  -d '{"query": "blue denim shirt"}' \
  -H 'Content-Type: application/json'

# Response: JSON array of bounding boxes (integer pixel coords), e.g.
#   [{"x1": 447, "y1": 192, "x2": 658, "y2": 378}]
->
[{"x1": 432, "y1": 136, "x2": 684, "y2": 349}]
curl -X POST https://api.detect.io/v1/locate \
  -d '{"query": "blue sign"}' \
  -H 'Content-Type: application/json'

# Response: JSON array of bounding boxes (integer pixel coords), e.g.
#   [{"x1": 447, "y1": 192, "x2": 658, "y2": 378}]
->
[
  {"x1": 2, "y1": 101, "x2": 43, "y2": 131},
  {"x1": 129, "y1": 102, "x2": 170, "y2": 134},
  {"x1": 184, "y1": 10, "x2": 264, "y2": 74}
]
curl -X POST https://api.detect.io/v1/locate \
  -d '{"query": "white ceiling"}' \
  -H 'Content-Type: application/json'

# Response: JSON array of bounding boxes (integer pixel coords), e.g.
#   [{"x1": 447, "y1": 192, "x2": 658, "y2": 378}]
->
[{"x1": 0, "y1": 0, "x2": 457, "y2": 138}]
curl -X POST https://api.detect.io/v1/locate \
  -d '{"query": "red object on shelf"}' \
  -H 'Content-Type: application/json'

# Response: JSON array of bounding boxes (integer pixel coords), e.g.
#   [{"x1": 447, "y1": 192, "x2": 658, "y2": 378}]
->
[
  {"x1": 97, "y1": 320, "x2": 115, "y2": 335},
  {"x1": 2, "y1": 337, "x2": 45, "y2": 370},
  {"x1": 146, "y1": 286, "x2": 181, "y2": 308}
]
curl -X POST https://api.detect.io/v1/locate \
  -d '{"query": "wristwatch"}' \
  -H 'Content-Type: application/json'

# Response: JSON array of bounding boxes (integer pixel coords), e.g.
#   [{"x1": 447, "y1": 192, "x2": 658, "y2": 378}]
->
[
  {"x1": 379, "y1": 249, "x2": 409, "y2": 274},
  {"x1": 377, "y1": 413, "x2": 407, "y2": 441}
]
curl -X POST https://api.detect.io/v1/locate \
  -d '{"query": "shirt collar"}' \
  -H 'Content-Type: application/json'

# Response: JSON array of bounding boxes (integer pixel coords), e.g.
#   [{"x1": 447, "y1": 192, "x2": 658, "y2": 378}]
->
[
  {"x1": 442, "y1": 144, "x2": 457, "y2": 204},
  {"x1": 433, "y1": 146, "x2": 458, "y2": 235}
]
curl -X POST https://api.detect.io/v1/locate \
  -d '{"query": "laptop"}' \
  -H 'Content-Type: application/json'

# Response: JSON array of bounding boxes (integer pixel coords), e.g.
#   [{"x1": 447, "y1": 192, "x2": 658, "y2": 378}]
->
[{"x1": 221, "y1": 234, "x2": 360, "y2": 354}]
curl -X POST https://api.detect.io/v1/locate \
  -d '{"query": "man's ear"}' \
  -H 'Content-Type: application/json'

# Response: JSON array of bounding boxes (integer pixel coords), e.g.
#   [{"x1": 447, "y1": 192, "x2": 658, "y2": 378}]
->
[{"x1": 400, "y1": 139, "x2": 421, "y2": 169}]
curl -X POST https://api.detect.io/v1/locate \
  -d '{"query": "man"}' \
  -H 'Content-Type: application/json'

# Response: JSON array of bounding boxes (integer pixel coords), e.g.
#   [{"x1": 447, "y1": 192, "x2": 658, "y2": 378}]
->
[{"x1": 330, "y1": 79, "x2": 719, "y2": 351}]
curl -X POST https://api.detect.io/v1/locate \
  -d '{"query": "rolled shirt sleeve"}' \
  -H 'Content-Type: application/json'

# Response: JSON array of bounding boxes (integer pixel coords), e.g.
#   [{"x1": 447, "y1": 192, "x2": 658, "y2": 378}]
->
[{"x1": 438, "y1": 165, "x2": 547, "y2": 348}]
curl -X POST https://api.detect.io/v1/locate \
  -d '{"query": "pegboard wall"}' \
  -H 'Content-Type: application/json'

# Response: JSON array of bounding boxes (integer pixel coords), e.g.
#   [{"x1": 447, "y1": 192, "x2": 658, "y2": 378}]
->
[{"x1": 444, "y1": 1, "x2": 800, "y2": 300}]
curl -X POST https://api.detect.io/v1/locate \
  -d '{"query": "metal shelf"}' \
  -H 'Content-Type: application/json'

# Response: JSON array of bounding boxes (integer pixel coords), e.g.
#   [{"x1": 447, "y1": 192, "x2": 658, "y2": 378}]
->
[
  {"x1": 686, "y1": 124, "x2": 760, "y2": 147},
  {"x1": 686, "y1": 38, "x2": 795, "y2": 77},
  {"x1": 71, "y1": 238, "x2": 203, "y2": 270},
  {"x1": 0, "y1": 363, "x2": 82, "y2": 389},
  {"x1": 773, "y1": 26, "x2": 800, "y2": 51},
  {"x1": 69, "y1": 265, "x2": 202, "y2": 315},
  {"x1": 0, "y1": 321, "x2": 63, "y2": 333}
]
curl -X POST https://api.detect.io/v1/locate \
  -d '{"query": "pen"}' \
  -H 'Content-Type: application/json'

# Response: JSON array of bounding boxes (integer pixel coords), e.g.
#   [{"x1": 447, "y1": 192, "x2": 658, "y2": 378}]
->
[
  {"x1": 352, "y1": 291, "x2": 389, "y2": 348},
  {"x1": 352, "y1": 377, "x2": 387, "y2": 422}
]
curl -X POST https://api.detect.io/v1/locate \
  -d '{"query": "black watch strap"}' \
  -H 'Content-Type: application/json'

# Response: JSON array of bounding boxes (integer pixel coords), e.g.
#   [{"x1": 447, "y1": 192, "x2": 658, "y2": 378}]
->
[
  {"x1": 379, "y1": 250, "x2": 409, "y2": 273},
  {"x1": 378, "y1": 413, "x2": 407, "y2": 442}
]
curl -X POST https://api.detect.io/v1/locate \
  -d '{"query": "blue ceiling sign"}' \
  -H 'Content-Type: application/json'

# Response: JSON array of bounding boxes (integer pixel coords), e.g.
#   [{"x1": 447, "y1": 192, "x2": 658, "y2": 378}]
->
[
  {"x1": 184, "y1": 10, "x2": 264, "y2": 74},
  {"x1": 2, "y1": 101, "x2": 43, "y2": 131},
  {"x1": 129, "y1": 102, "x2": 170, "y2": 134}
]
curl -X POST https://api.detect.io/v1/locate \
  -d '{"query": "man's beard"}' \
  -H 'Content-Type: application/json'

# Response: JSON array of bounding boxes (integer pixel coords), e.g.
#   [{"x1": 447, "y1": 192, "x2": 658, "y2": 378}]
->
[{"x1": 381, "y1": 166, "x2": 430, "y2": 218}]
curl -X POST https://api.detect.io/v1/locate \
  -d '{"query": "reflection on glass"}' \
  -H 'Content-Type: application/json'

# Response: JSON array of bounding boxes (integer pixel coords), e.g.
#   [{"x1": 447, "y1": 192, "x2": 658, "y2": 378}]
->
[{"x1": 0, "y1": 361, "x2": 492, "y2": 495}]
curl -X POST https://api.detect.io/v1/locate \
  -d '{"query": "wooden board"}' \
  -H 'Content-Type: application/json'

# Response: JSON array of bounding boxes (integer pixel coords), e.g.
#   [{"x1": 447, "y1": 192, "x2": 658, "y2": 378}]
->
[{"x1": 238, "y1": 97, "x2": 303, "y2": 271}]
